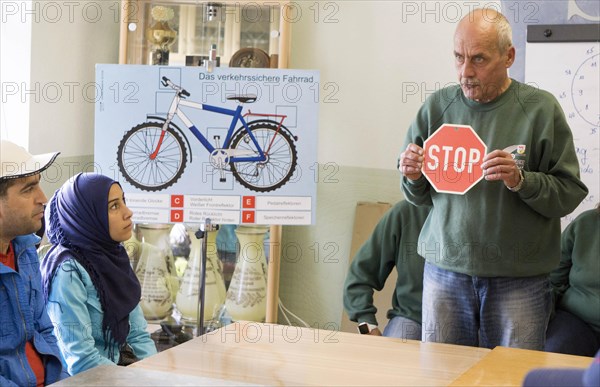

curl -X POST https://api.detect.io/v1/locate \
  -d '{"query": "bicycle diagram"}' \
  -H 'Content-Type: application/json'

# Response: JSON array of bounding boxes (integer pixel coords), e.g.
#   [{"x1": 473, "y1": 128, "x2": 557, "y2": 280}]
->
[{"x1": 117, "y1": 77, "x2": 298, "y2": 193}]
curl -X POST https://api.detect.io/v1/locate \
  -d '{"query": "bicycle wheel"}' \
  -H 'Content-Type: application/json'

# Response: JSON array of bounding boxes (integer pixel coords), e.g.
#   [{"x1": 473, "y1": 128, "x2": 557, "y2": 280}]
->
[
  {"x1": 117, "y1": 122, "x2": 187, "y2": 191},
  {"x1": 230, "y1": 122, "x2": 297, "y2": 192}
]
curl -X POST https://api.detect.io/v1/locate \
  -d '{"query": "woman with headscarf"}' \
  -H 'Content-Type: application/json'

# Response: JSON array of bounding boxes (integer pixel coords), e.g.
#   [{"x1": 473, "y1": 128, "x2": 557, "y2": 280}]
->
[{"x1": 41, "y1": 173, "x2": 156, "y2": 375}]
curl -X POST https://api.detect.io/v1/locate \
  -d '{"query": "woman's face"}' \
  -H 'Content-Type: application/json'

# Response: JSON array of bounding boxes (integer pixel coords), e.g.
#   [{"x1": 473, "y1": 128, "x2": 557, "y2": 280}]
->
[{"x1": 107, "y1": 183, "x2": 133, "y2": 242}]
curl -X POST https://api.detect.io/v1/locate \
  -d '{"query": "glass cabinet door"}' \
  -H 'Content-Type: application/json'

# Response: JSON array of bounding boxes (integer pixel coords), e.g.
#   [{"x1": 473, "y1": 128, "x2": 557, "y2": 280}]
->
[{"x1": 119, "y1": 0, "x2": 289, "y2": 68}]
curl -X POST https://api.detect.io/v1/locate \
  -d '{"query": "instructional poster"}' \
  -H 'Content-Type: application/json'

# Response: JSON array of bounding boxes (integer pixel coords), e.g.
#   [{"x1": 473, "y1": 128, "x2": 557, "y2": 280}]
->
[
  {"x1": 525, "y1": 41, "x2": 599, "y2": 228},
  {"x1": 94, "y1": 64, "x2": 319, "y2": 225}
]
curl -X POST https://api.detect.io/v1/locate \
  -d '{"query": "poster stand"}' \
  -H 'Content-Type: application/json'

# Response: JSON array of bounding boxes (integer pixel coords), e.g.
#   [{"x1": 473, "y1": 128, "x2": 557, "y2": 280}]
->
[{"x1": 118, "y1": 0, "x2": 292, "y2": 325}]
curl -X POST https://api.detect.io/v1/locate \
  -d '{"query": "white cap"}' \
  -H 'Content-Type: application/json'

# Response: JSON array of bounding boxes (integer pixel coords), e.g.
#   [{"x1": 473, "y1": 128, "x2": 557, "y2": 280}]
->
[{"x1": 0, "y1": 140, "x2": 59, "y2": 180}]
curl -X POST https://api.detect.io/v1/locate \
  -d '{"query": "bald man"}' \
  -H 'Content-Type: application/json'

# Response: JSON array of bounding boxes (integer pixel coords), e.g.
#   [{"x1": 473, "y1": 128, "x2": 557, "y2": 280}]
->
[{"x1": 398, "y1": 8, "x2": 587, "y2": 350}]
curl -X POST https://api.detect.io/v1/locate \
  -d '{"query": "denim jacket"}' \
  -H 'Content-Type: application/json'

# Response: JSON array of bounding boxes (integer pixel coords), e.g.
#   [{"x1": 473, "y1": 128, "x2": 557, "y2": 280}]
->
[
  {"x1": 46, "y1": 259, "x2": 156, "y2": 375},
  {"x1": 0, "y1": 235, "x2": 66, "y2": 386}
]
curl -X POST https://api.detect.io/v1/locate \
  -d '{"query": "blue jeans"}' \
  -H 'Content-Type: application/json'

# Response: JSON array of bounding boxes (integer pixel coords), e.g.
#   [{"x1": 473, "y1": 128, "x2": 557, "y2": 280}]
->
[
  {"x1": 545, "y1": 309, "x2": 600, "y2": 356},
  {"x1": 422, "y1": 262, "x2": 552, "y2": 349},
  {"x1": 383, "y1": 316, "x2": 422, "y2": 340}
]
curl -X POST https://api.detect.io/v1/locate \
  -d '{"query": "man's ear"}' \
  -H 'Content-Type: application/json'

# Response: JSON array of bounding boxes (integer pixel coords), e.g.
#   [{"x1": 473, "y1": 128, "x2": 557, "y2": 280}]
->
[
  {"x1": 506, "y1": 46, "x2": 516, "y2": 68},
  {"x1": 0, "y1": 204, "x2": 5, "y2": 231}
]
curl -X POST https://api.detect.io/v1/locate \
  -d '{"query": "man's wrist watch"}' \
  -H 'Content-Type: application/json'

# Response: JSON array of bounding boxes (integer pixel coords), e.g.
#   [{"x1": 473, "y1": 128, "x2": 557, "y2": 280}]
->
[
  {"x1": 358, "y1": 322, "x2": 378, "y2": 334},
  {"x1": 507, "y1": 169, "x2": 525, "y2": 192}
]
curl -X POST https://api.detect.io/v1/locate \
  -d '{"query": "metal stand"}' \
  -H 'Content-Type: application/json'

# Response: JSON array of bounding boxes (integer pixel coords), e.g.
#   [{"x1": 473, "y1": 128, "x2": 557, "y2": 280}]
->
[{"x1": 195, "y1": 218, "x2": 216, "y2": 337}]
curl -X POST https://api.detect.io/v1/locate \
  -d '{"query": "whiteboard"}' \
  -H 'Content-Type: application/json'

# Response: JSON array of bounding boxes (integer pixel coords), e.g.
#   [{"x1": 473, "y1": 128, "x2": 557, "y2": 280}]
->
[{"x1": 525, "y1": 41, "x2": 599, "y2": 228}]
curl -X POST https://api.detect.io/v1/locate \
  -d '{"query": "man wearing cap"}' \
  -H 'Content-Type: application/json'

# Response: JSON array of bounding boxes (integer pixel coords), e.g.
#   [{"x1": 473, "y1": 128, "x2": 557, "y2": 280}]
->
[{"x1": 0, "y1": 140, "x2": 67, "y2": 386}]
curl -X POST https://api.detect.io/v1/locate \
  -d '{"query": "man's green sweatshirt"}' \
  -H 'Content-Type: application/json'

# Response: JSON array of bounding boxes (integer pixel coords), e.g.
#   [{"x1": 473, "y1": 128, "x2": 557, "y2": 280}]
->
[
  {"x1": 401, "y1": 80, "x2": 588, "y2": 277},
  {"x1": 551, "y1": 209, "x2": 600, "y2": 334},
  {"x1": 343, "y1": 201, "x2": 430, "y2": 326}
]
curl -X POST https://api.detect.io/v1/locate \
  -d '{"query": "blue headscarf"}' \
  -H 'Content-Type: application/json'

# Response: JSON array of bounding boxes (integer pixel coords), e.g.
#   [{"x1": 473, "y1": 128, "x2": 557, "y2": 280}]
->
[{"x1": 41, "y1": 172, "x2": 141, "y2": 359}]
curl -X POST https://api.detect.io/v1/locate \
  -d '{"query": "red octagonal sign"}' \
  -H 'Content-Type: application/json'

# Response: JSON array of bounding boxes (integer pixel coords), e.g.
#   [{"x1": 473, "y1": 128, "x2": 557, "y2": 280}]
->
[{"x1": 423, "y1": 124, "x2": 487, "y2": 195}]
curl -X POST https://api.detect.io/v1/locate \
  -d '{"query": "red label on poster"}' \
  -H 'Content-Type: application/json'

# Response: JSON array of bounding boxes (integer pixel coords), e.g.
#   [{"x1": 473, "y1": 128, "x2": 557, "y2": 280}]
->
[
  {"x1": 242, "y1": 211, "x2": 255, "y2": 223},
  {"x1": 243, "y1": 196, "x2": 256, "y2": 208},
  {"x1": 171, "y1": 195, "x2": 184, "y2": 207},
  {"x1": 170, "y1": 210, "x2": 184, "y2": 222}
]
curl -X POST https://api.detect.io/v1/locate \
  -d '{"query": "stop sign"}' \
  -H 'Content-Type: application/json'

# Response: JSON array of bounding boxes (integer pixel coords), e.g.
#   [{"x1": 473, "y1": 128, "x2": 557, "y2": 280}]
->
[{"x1": 422, "y1": 124, "x2": 487, "y2": 194}]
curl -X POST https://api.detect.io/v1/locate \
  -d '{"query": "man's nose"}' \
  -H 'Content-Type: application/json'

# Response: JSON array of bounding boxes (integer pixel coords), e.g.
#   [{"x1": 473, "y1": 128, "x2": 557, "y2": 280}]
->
[
  {"x1": 460, "y1": 61, "x2": 475, "y2": 78},
  {"x1": 36, "y1": 187, "x2": 48, "y2": 204}
]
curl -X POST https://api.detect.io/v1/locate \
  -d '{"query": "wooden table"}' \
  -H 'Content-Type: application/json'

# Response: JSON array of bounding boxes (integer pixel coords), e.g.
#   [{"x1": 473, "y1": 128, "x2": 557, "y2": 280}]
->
[
  {"x1": 51, "y1": 322, "x2": 594, "y2": 386},
  {"x1": 50, "y1": 364, "x2": 259, "y2": 386},
  {"x1": 130, "y1": 321, "x2": 490, "y2": 386},
  {"x1": 451, "y1": 346, "x2": 594, "y2": 386}
]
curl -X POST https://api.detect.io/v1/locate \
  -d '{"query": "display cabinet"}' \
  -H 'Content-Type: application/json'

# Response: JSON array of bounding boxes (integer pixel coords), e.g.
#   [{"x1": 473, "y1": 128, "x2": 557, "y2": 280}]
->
[{"x1": 118, "y1": 0, "x2": 291, "y2": 69}]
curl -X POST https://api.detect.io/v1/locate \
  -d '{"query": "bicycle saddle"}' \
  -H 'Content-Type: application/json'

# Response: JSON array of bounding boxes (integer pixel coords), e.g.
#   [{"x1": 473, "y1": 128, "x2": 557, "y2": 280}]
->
[{"x1": 226, "y1": 95, "x2": 257, "y2": 103}]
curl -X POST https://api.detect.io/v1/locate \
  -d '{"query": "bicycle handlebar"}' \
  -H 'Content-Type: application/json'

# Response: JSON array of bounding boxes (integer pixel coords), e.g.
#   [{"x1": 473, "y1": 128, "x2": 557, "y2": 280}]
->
[{"x1": 161, "y1": 76, "x2": 190, "y2": 97}]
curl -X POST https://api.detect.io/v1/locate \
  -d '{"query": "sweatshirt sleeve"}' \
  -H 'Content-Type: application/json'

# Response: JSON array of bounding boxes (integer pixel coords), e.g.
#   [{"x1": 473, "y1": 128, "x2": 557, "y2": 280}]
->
[
  {"x1": 550, "y1": 221, "x2": 574, "y2": 303},
  {"x1": 343, "y1": 210, "x2": 398, "y2": 326},
  {"x1": 517, "y1": 96, "x2": 588, "y2": 218},
  {"x1": 399, "y1": 97, "x2": 437, "y2": 207},
  {"x1": 401, "y1": 175, "x2": 433, "y2": 207}
]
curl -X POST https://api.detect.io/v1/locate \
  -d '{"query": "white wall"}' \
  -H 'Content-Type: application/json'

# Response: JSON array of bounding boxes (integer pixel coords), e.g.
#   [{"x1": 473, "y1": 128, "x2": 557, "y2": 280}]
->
[
  {"x1": 1, "y1": 0, "x2": 33, "y2": 146},
  {"x1": 28, "y1": 0, "x2": 119, "y2": 156}
]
